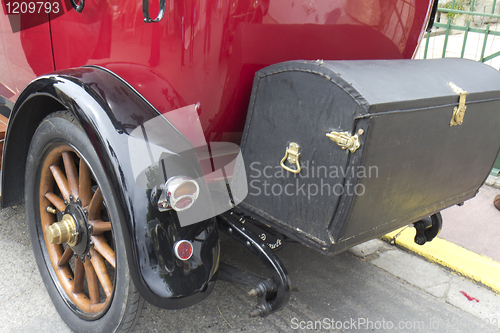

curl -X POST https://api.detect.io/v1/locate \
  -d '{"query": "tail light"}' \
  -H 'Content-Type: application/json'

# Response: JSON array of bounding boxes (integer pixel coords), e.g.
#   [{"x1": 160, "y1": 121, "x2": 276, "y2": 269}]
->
[{"x1": 157, "y1": 176, "x2": 199, "y2": 212}]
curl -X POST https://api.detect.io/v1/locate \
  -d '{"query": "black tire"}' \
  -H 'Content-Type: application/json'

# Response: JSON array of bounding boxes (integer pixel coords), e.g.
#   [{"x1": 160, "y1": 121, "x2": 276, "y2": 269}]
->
[{"x1": 25, "y1": 111, "x2": 144, "y2": 332}]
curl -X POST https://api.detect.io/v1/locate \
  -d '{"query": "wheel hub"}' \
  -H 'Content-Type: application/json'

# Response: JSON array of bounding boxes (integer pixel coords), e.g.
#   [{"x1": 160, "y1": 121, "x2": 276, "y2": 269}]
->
[
  {"x1": 46, "y1": 214, "x2": 78, "y2": 246},
  {"x1": 46, "y1": 201, "x2": 90, "y2": 255}
]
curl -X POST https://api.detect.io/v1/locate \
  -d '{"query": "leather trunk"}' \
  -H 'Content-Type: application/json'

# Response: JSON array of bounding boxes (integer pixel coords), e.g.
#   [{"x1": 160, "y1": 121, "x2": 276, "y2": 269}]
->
[{"x1": 234, "y1": 58, "x2": 500, "y2": 254}]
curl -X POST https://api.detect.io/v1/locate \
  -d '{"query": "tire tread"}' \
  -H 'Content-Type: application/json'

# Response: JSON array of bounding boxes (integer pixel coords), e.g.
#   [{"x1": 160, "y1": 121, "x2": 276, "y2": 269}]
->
[{"x1": 120, "y1": 285, "x2": 145, "y2": 332}]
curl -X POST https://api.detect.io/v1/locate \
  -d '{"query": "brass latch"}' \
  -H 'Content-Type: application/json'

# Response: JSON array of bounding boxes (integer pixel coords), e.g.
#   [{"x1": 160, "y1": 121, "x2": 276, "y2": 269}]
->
[
  {"x1": 280, "y1": 142, "x2": 301, "y2": 174},
  {"x1": 449, "y1": 82, "x2": 467, "y2": 126},
  {"x1": 326, "y1": 129, "x2": 364, "y2": 153}
]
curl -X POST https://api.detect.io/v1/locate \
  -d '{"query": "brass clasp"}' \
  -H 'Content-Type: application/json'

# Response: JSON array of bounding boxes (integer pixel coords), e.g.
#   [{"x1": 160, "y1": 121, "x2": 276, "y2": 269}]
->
[
  {"x1": 449, "y1": 82, "x2": 467, "y2": 126},
  {"x1": 326, "y1": 129, "x2": 364, "y2": 153},
  {"x1": 280, "y1": 142, "x2": 301, "y2": 174}
]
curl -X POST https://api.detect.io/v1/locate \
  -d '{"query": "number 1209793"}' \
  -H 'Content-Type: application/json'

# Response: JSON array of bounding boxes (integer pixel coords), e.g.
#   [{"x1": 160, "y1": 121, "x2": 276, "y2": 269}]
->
[{"x1": 4, "y1": 1, "x2": 60, "y2": 14}]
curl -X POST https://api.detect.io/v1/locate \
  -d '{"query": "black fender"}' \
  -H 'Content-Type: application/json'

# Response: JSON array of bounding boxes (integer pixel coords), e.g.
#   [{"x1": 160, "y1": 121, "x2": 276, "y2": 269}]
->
[{"x1": 1, "y1": 66, "x2": 219, "y2": 309}]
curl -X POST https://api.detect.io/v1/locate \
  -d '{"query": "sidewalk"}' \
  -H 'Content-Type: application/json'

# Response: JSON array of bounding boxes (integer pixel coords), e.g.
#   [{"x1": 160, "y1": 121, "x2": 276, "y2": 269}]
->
[{"x1": 382, "y1": 181, "x2": 500, "y2": 294}]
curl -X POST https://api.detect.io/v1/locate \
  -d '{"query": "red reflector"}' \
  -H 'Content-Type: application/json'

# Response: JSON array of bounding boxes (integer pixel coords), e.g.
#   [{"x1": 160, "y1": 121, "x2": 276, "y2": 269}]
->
[{"x1": 175, "y1": 240, "x2": 193, "y2": 260}]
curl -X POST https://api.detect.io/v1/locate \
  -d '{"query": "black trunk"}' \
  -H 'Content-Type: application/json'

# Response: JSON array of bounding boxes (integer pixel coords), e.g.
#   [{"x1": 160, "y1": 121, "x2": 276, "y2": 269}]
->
[{"x1": 234, "y1": 58, "x2": 500, "y2": 254}]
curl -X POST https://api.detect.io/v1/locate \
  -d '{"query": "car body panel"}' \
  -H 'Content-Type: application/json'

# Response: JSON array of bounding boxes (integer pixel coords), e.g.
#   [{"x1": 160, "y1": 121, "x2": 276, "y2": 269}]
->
[{"x1": 48, "y1": 0, "x2": 432, "y2": 144}]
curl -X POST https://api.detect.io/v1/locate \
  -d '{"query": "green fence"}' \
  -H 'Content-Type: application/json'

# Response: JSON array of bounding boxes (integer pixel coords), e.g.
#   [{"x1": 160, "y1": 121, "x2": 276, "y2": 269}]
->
[
  {"x1": 493, "y1": 157, "x2": 500, "y2": 176},
  {"x1": 418, "y1": 0, "x2": 500, "y2": 66}
]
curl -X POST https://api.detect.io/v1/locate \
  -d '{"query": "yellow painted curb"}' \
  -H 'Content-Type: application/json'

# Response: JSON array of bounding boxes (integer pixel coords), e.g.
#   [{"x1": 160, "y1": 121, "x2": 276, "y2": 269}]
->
[{"x1": 382, "y1": 227, "x2": 500, "y2": 294}]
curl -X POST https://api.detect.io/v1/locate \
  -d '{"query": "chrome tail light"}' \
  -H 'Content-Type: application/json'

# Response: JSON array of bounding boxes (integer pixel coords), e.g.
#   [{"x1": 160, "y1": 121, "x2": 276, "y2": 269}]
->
[{"x1": 157, "y1": 176, "x2": 199, "y2": 212}]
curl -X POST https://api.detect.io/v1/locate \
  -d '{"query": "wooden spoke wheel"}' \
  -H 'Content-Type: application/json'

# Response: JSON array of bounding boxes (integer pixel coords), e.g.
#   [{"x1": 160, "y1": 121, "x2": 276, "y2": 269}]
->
[
  {"x1": 25, "y1": 111, "x2": 143, "y2": 332},
  {"x1": 40, "y1": 146, "x2": 115, "y2": 315}
]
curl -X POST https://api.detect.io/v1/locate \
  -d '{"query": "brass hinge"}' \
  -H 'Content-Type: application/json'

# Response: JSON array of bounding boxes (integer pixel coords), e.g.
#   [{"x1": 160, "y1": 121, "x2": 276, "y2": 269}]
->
[
  {"x1": 449, "y1": 82, "x2": 467, "y2": 127},
  {"x1": 326, "y1": 129, "x2": 364, "y2": 153},
  {"x1": 280, "y1": 142, "x2": 301, "y2": 174}
]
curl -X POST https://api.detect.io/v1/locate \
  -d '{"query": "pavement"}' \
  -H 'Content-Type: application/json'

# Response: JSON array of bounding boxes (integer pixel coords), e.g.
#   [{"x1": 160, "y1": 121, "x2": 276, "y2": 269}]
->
[
  {"x1": 2, "y1": 204, "x2": 500, "y2": 332},
  {"x1": 382, "y1": 180, "x2": 500, "y2": 295},
  {"x1": 1, "y1": 182, "x2": 500, "y2": 332}
]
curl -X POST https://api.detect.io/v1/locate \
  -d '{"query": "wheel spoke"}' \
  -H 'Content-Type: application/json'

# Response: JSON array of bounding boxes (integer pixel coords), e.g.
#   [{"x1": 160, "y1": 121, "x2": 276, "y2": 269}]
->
[
  {"x1": 84, "y1": 259, "x2": 100, "y2": 304},
  {"x1": 89, "y1": 220, "x2": 112, "y2": 235},
  {"x1": 90, "y1": 248, "x2": 113, "y2": 297},
  {"x1": 36, "y1": 139, "x2": 119, "y2": 317},
  {"x1": 79, "y1": 159, "x2": 92, "y2": 207},
  {"x1": 92, "y1": 235, "x2": 116, "y2": 268},
  {"x1": 45, "y1": 192, "x2": 66, "y2": 212},
  {"x1": 50, "y1": 165, "x2": 71, "y2": 202},
  {"x1": 73, "y1": 258, "x2": 85, "y2": 294},
  {"x1": 62, "y1": 152, "x2": 79, "y2": 199},
  {"x1": 88, "y1": 188, "x2": 103, "y2": 221},
  {"x1": 58, "y1": 246, "x2": 74, "y2": 267}
]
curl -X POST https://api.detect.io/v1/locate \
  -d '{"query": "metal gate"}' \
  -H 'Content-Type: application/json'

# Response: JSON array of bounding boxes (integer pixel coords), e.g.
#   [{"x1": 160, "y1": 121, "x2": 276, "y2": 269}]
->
[{"x1": 416, "y1": 0, "x2": 500, "y2": 67}]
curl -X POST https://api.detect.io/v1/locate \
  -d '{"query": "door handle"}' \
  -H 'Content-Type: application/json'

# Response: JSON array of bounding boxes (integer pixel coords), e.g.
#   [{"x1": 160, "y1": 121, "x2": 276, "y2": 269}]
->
[
  {"x1": 143, "y1": 0, "x2": 166, "y2": 23},
  {"x1": 70, "y1": 0, "x2": 84, "y2": 13}
]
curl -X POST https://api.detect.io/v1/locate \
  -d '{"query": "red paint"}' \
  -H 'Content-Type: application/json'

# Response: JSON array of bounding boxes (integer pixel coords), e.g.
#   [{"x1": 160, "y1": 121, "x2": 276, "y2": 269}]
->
[
  {"x1": 2, "y1": 0, "x2": 433, "y2": 142},
  {"x1": 460, "y1": 290, "x2": 480, "y2": 302},
  {"x1": 0, "y1": 12, "x2": 53, "y2": 103}
]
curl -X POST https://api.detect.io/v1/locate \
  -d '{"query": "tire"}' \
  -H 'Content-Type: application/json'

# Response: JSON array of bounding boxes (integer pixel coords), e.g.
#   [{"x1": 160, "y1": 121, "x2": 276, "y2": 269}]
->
[{"x1": 25, "y1": 111, "x2": 144, "y2": 332}]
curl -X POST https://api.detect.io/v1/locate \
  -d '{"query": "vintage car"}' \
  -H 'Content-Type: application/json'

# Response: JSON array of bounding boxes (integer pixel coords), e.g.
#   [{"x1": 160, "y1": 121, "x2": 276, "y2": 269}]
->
[{"x1": 2, "y1": 0, "x2": 500, "y2": 332}]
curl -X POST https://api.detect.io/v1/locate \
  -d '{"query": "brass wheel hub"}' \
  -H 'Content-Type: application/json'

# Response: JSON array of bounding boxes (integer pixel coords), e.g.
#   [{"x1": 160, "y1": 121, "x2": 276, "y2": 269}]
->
[
  {"x1": 46, "y1": 214, "x2": 78, "y2": 246},
  {"x1": 46, "y1": 201, "x2": 90, "y2": 255}
]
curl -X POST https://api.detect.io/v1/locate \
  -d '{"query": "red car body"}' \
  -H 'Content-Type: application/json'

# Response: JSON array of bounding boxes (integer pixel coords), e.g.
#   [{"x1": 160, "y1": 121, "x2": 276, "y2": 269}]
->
[{"x1": 2, "y1": 0, "x2": 432, "y2": 141}]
